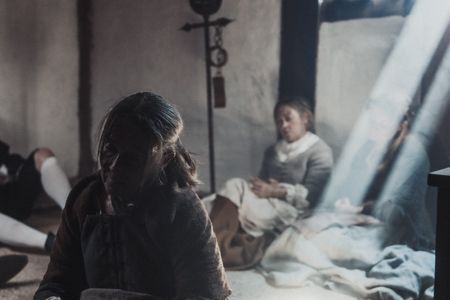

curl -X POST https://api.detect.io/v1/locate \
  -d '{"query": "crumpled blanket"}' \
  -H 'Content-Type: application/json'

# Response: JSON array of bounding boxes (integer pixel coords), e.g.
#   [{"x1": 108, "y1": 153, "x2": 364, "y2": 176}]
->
[{"x1": 258, "y1": 213, "x2": 435, "y2": 300}]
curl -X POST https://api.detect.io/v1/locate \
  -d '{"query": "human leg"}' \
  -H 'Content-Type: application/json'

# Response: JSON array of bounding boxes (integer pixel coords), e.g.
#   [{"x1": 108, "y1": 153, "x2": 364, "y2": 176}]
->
[
  {"x1": 210, "y1": 191, "x2": 275, "y2": 270},
  {"x1": 217, "y1": 177, "x2": 249, "y2": 207},
  {"x1": 1, "y1": 154, "x2": 37, "y2": 221},
  {"x1": 33, "y1": 148, "x2": 71, "y2": 209},
  {"x1": 218, "y1": 177, "x2": 298, "y2": 236},
  {"x1": 202, "y1": 178, "x2": 245, "y2": 215},
  {"x1": 0, "y1": 212, "x2": 53, "y2": 251}
]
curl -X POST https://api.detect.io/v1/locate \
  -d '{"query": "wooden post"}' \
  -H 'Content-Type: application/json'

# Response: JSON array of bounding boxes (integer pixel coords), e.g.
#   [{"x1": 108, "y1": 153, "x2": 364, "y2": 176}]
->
[
  {"x1": 202, "y1": 15, "x2": 216, "y2": 193},
  {"x1": 77, "y1": 0, "x2": 95, "y2": 177},
  {"x1": 428, "y1": 167, "x2": 450, "y2": 300}
]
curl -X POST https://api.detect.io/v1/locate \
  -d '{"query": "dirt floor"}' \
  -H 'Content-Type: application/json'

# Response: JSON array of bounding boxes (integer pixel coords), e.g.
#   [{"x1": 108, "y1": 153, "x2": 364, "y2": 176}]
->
[
  {"x1": 0, "y1": 207, "x2": 60, "y2": 300},
  {"x1": 0, "y1": 201, "x2": 355, "y2": 300}
]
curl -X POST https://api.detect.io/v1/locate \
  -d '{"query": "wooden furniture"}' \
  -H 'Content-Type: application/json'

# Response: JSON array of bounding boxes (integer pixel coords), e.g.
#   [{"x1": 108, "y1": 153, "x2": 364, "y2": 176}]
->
[{"x1": 428, "y1": 167, "x2": 450, "y2": 300}]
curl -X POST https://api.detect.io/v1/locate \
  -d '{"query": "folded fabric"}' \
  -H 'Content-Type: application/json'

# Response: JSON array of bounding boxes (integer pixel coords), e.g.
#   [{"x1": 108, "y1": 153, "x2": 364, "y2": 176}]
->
[{"x1": 259, "y1": 218, "x2": 435, "y2": 300}]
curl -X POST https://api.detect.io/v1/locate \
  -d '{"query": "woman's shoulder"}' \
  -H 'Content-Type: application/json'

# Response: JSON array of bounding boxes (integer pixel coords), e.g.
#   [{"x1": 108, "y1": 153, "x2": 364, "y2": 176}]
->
[
  {"x1": 163, "y1": 187, "x2": 207, "y2": 224},
  {"x1": 263, "y1": 143, "x2": 278, "y2": 156},
  {"x1": 290, "y1": 134, "x2": 333, "y2": 167},
  {"x1": 308, "y1": 134, "x2": 333, "y2": 155},
  {"x1": 170, "y1": 187, "x2": 203, "y2": 211},
  {"x1": 64, "y1": 173, "x2": 102, "y2": 217}
]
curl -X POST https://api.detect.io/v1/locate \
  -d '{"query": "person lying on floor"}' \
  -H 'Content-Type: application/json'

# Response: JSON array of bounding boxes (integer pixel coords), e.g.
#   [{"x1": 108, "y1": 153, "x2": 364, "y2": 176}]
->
[
  {"x1": 208, "y1": 97, "x2": 333, "y2": 270},
  {"x1": 0, "y1": 140, "x2": 71, "y2": 252},
  {"x1": 35, "y1": 92, "x2": 231, "y2": 300}
]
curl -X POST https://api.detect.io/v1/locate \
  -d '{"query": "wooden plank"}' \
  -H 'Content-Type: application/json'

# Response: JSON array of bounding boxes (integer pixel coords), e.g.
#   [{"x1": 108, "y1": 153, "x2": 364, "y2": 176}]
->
[{"x1": 428, "y1": 167, "x2": 450, "y2": 187}]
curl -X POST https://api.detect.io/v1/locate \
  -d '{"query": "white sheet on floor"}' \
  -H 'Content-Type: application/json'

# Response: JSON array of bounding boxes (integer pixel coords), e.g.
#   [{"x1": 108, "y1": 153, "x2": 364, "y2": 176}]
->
[{"x1": 259, "y1": 214, "x2": 435, "y2": 300}]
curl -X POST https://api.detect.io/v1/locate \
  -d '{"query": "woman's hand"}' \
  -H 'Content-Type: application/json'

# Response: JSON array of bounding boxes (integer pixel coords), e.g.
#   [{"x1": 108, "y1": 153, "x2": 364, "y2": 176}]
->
[{"x1": 249, "y1": 177, "x2": 286, "y2": 199}]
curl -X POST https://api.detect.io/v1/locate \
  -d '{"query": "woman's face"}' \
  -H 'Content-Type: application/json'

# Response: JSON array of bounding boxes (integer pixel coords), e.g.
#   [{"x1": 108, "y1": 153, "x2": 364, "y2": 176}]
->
[
  {"x1": 100, "y1": 115, "x2": 163, "y2": 208},
  {"x1": 275, "y1": 105, "x2": 308, "y2": 143}
]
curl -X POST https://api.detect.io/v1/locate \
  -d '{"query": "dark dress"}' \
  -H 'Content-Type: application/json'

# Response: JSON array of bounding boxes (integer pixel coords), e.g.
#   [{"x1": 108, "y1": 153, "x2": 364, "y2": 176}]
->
[
  {"x1": 0, "y1": 139, "x2": 42, "y2": 221},
  {"x1": 34, "y1": 174, "x2": 231, "y2": 300}
]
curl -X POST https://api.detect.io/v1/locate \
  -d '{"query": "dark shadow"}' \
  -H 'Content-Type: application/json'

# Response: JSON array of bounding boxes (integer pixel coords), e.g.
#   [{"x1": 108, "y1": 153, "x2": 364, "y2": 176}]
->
[
  {"x1": 279, "y1": 0, "x2": 318, "y2": 107},
  {"x1": 320, "y1": 0, "x2": 415, "y2": 22},
  {"x1": 0, "y1": 246, "x2": 47, "y2": 256},
  {"x1": 0, "y1": 279, "x2": 40, "y2": 289}
]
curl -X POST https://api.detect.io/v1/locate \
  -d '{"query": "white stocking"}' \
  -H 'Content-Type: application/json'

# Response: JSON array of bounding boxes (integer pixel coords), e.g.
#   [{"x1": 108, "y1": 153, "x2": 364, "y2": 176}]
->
[
  {"x1": 40, "y1": 157, "x2": 71, "y2": 209},
  {"x1": 0, "y1": 212, "x2": 46, "y2": 249}
]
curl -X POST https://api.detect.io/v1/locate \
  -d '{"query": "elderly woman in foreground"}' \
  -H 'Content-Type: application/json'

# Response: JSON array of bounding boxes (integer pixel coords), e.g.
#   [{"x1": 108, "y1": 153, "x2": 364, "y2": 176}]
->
[{"x1": 35, "y1": 92, "x2": 231, "y2": 300}]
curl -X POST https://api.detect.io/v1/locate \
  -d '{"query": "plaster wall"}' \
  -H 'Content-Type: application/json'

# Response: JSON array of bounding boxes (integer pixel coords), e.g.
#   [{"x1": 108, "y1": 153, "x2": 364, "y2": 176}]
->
[
  {"x1": 316, "y1": 15, "x2": 450, "y2": 229},
  {"x1": 315, "y1": 16, "x2": 405, "y2": 160},
  {"x1": 1, "y1": 1, "x2": 447, "y2": 190},
  {"x1": 0, "y1": 0, "x2": 78, "y2": 177},
  {"x1": 315, "y1": 15, "x2": 450, "y2": 167},
  {"x1": 90, "y1": 0, "x2": 281, "y2": 191}
]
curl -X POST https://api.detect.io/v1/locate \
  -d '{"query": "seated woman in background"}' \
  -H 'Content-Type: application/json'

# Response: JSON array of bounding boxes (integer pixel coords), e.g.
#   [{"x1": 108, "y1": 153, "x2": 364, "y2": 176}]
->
[
  {"x1": 209, "y1": 98, "x2": 333, "y2": 270},
  {"x1": 35, "y1": 92, "x2": 231, "y2": 300},
  {"x1": 0, "y1": 140, "x2": 71, "y2": 252},
  {"x1": 257, "y1": 106, "x2": 435, "y2": 297}
]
